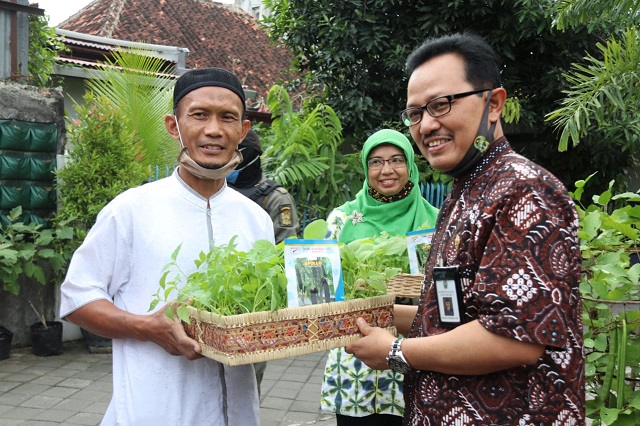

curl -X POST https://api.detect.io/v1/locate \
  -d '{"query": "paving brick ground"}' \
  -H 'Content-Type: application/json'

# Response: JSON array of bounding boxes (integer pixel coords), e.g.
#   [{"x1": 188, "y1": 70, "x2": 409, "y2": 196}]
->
[{"x1": 0, "y1": 340, "x2": 336, "y2": 426}]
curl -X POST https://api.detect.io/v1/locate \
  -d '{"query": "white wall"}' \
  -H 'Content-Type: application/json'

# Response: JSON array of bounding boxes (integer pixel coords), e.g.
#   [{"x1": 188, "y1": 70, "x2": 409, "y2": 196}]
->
[{"x1": 233, "y1": 0, "x2": 269, "y2": 19}]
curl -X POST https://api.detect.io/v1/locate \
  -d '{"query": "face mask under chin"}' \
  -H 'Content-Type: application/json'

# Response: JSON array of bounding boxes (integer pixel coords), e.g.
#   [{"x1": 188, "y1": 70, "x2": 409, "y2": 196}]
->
[
  {"x1": 173, "y1": 116, "x2": 243, "y2": 181},
  {"x1": 177, "y1": 147, "x2": 243, "y2": 181}
]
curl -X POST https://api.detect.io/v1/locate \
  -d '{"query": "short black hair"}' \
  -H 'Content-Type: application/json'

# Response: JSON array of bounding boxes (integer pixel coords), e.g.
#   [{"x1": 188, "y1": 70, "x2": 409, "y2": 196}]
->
[{"x1": 406, "y1": 33, "x2": 501, "y2": 90}]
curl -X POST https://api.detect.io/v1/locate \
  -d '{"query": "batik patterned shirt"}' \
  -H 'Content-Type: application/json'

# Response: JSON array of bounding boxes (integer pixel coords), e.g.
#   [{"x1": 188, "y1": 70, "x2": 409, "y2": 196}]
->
[{"x1": 404, "y1": 138, "x2": 585, "y2": 425}]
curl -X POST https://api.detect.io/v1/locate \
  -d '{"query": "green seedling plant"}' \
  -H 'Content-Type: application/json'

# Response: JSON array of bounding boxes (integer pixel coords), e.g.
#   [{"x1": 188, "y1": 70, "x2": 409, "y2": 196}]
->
[
  {"x1": 340, "y1": 232, "x2": 408, "y2": 300},
  {"x1": 150, "y1": 236, "x2": 287, "y2": 322},
  {"x1": 573, "y1": 174, "x2": 640, "y2": 425},
  {"x1": 302, "y1": 219, "x2": 410, "y2": 300}
]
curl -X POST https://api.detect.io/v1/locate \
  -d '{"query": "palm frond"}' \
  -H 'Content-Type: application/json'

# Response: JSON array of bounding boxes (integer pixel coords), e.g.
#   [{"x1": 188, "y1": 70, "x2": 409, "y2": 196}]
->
[
  {"x1": 86, "y1": 49, "x2": 179, "y2": 168},
  {"x1": 274, "y1": 161, "x2": 330, "y2": 187}
]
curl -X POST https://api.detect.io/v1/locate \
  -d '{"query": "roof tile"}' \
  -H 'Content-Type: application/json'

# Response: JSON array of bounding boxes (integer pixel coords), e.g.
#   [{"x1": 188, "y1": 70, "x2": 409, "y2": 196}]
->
[{"x1": 60, "y1": 0, "x2": 294, "y2": 101}]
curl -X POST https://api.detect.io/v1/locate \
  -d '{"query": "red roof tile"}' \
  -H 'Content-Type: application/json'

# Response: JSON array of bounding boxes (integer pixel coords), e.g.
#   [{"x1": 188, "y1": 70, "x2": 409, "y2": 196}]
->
[{"x1": 59, "y1": 0, "x2": 294, "y2": 101}]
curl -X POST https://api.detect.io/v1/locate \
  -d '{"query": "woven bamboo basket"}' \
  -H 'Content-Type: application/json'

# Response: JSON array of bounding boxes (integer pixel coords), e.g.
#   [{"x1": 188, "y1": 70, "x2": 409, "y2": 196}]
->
[
  {"x1": 386, "y1": 273, "x2": 423, "y2": 298},
  {"x1": 182, "y1": 294, "x2": 396, "y2": 366}
]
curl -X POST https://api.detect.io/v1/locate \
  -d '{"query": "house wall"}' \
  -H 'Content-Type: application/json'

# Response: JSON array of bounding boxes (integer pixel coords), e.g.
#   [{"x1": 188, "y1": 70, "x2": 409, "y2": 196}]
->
[
  {"x1": 58, "y1": 75, "x2": 87, "y2": 124},
  {"x1": 233, "y1": 0, "x2": 269, "y2": 19}
]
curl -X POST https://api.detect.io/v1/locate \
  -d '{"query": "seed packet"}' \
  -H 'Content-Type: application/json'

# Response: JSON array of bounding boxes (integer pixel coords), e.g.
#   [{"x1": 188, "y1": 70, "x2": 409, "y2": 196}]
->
[
  {"x1": 406, "y1": 228, "x2": 435, "y2": 274},
  {"x1": 283, "y1": 239, "x2": 344, "y2": 307}
]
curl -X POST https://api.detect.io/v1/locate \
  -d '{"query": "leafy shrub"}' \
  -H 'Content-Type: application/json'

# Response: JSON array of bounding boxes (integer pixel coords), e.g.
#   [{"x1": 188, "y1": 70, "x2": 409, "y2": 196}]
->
[
  {"x1": 259, "y1": 85, "x2": 359, "y2": 220},
  {"x1": 85, "y1": 49, "x2": 178, "y2": 168},
  {"x1": 55, "y1": 92, "x2": 148, "y2": 243},
  {"x1": 573, "y1": 175, "x2": 640, "y2": 425},
  {"x1": 0, "y1": 206, "x2": 74, "y2": 296},
  {"x1": 338, "y1": 233, "x2": 408, "y2": 300}
]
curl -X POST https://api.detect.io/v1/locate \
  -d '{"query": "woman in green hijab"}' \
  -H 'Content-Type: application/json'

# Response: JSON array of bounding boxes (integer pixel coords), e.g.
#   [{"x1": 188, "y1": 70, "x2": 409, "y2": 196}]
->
[{"x1": 320, "y1": 129, "x2": 439, "y2": 425}]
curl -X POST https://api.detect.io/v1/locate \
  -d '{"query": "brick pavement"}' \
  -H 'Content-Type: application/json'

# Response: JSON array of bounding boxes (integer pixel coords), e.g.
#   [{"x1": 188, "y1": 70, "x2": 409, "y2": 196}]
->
[{"x1": 0, "y1": 340, "x2": 336, "y2": 426}]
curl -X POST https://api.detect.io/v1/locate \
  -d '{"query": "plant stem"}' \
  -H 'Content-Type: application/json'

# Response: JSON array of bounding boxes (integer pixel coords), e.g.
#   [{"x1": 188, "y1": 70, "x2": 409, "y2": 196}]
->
[
  {"x1": 616, "y1": 318, "x2": 627, "y2": 410},
  {"x1": 28, "y1": 300, "x2": 47, "y2": 329}
]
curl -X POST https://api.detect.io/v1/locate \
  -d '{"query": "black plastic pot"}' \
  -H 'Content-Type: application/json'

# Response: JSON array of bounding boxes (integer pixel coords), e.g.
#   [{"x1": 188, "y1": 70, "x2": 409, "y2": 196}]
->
[
  {"x1": 0, "y1": 326, "x2": 13, "y2": 361},
  {"x1": 80, "y1": 328, "x2": 112, "y2": 354},
  {"x1": 30, "y1": 321, "x2": 63, "y2": 357}
]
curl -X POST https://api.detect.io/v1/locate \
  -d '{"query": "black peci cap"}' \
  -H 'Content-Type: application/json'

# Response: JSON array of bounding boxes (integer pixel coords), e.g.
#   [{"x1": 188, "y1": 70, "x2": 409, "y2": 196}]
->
[{"x1": 173, "y1": 67, "x2": 245, "y2": 109}]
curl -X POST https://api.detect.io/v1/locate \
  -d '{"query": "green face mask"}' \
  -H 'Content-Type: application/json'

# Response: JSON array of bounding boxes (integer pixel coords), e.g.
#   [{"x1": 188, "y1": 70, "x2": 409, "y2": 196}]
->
[{"x1": 446, "y1": 90, "x2": 496, "y2": 179}]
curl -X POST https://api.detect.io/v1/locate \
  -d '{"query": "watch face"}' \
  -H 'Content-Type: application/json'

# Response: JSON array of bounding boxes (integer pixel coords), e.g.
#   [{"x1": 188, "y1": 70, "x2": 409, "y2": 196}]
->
[{"x1": 387, "y1": 356, "x2": 411, "y2": 374}]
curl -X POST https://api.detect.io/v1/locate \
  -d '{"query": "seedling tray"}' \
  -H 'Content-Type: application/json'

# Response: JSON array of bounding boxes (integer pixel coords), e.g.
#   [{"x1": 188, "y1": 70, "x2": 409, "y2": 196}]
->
[{"x1": 182, "y1": 294, "x2": 395, "y2": 366}]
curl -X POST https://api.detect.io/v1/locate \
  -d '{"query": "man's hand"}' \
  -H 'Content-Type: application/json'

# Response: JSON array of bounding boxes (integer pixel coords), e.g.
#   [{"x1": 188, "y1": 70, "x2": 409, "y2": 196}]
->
[
  {"x1": 144, "y1": 302, "x2": 203, "y2": 360},
  {"x1": 345, "y1": 317, "x2": 396, "y2": 370},
  {"x1": 66, "y1": 300, "x2": 203, "y2": 360}
]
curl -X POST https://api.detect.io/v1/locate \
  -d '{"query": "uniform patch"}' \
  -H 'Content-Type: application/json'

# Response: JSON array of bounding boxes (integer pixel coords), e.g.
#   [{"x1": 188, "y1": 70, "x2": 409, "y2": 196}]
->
[{"x1": 279, "y1": 204, "x2": 293, "y2": 227}]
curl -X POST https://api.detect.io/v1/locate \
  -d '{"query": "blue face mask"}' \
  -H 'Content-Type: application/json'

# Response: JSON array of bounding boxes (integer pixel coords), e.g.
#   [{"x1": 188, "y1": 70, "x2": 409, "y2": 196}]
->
[
  {"x1": 226, "y1": 150, "x2": 259, "y2": 185},
  {"x1": 227, "y1": 169, "x2": 240, "y2": 184}
]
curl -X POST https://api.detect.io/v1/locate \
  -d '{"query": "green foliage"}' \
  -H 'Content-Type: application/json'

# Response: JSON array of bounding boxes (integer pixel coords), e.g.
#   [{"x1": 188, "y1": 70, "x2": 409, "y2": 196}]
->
[
  {"x1": 260, "y1": 85, "x2": 360, "y2": 219},
  {"x1": 573, "y1": 174, "x2": 640, "y2": 425},
  {"x1": 0, "y1": 206, "x2": 74, "y2": 296},
  {"x1": 55, "y1": 92, "x2": 148, "y2": 242},
  {"x1": 339, "y1": 233, "x2": 408, "y2": 300},
  {"x1": 86, "y1": 49, "x2": 179, "y2": 168},
  {"x1": 502, "y1": 97, "x2": 522, "y2": 125},
  {"x1": 553, "y1": 0, "x2": 639, "y2": 32},
  {"x1": 150, "y1": 237, "x2": 288, "y2": 318},
  {"x1": 302, "y1": 219, "x2": 328, "y2": 239},
  {"x1": 547, "y1": 28, "x2": 640, "y2": 153},
  {"x1": 150, "y1": 224, "x2": 411, "y2": 319},
  {"x1": 262, "y1": 0, "x2": 640, "y2": 199},
  {"x1": 543, "y1": 0, "x2": 640, "y2": 203},
  {"x1": 28, "y1": 14, "x2": 68, "y2": 87},
  {"x1": 301, "y1": 219, "x2": 409, "y2": 300},
  {"x1": 262, "y1": 0, "x2": 599, "y2": 140}
]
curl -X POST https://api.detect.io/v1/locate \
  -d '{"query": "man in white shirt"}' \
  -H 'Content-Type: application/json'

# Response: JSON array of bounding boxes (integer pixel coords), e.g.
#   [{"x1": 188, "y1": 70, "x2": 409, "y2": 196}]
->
[{"x1": 59, "y1": 68, "x2": 274, "y2": 425}]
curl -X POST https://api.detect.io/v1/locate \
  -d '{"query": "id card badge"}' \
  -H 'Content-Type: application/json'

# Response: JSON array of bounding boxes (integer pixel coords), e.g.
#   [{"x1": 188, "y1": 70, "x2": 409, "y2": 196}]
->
[{"x1": 433, "y1": 265, "x2": 465, "y2": 327}]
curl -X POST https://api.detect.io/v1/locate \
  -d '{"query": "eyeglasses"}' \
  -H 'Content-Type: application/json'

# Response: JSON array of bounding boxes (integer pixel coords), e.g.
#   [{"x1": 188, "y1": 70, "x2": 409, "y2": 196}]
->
[
  {"x1": 366, "y1": 156, "x2": 407, "y2": 170},
  {"x1": 400, "y1": 89, "x2": 492, "y2": 127}
]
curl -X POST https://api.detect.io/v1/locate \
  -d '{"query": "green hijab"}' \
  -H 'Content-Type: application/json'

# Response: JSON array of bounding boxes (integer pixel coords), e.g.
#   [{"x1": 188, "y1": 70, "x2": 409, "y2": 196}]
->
[{"x1": 337, "y1": 129, "x2": 439, "y2": 243}]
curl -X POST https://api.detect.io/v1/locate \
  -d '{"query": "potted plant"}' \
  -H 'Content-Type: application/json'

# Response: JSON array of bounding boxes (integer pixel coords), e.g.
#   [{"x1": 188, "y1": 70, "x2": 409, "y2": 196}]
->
[
  {"x1": 28, "y1": 302, "x2": 63, "y2": 357},
  {"x1": 572, "y1": 175, "x2": 640, "y2": 425},
  {"x1": 0, "y1": 206, "x2": 74, "y2": 357}
]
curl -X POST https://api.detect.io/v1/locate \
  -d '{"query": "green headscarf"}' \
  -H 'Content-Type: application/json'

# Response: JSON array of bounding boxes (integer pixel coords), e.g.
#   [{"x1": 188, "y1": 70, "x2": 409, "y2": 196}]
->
[{"x1": 336, "y1": 129, "x2": 439, "y2": 243}]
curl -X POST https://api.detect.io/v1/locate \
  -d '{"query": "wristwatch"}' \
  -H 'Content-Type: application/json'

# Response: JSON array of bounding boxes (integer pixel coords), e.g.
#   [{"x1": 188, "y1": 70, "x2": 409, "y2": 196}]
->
[{"x1": 386, "y1": 337, "x2": 411, "y2": 374}]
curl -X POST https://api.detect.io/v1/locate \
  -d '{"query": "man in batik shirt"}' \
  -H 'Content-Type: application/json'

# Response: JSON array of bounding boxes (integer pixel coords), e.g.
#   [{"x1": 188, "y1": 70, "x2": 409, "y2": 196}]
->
[{"x1": 345, "y1": 33, "x2": 585, "y2": 425}]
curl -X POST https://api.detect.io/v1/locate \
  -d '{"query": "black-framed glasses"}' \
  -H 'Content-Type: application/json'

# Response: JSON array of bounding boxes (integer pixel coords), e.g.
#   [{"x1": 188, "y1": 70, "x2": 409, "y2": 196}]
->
[
  {"x1": 400, "y1": 89, "x2": 492, "y2": 127},
  {"x1": 366, "y1": 155, "x2": 407, "y2": 170}
]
